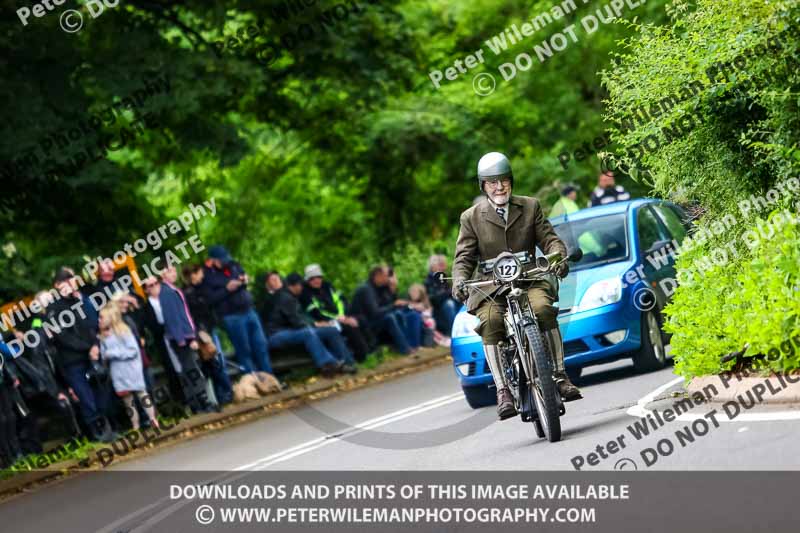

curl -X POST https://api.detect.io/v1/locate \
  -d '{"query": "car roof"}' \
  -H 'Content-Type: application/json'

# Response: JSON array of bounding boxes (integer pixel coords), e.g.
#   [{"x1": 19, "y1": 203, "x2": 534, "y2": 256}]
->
[{"x1": 549, "y1": 198, "x2": 654, "y2": 224}]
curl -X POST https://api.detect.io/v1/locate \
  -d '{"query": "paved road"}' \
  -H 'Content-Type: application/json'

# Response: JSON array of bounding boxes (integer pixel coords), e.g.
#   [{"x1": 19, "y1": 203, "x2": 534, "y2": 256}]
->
[
  {"x1": 102, "y1": 354, "x2": 800, "y2": 472},
  {"x1": 3, "y1": 355, "x2": 800, "y2": 532}
]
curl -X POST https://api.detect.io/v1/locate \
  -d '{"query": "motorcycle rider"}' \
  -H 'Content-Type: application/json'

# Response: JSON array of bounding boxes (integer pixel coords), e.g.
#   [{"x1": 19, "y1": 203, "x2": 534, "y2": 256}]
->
[{"x1": 452, "y1": 152, "x2": 582, "y2": 420}]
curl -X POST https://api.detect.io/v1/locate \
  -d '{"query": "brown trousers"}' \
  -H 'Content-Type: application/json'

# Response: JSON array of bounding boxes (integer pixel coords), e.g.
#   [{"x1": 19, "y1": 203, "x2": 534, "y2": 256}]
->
[{"x1": 473, "y1": 279, "x2": 558, "y2": 344}]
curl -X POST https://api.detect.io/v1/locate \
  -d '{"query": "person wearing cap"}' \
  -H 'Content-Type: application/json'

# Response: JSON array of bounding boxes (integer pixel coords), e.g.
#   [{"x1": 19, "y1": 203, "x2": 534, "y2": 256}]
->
[
  {"x1": 199, "y1": 245, "x2": 273, "y2": 375},
  {"x1": 590, "y1": 169, "x2": 630, "y2": 207},
  {"x1": 549, "y1": 185, "x2": 580, "y2": 217},
  {"x1": 452, "y1": 152, "x2": 582, "y2": 420},
  {"x1": 299, "y1": 264, "x2": 370, "y2": 363},
  {"x1": 266, "y1": 273, "x2": 357, "y2": 377}
]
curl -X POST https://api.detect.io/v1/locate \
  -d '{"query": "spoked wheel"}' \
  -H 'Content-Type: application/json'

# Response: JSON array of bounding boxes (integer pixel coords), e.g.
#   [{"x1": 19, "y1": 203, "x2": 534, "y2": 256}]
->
[
  {"x1": 523, "y1": 323, "x2": 562, "y2": 442},
  {"x1": 526, "y1": 386, "x2": 546, "y2": 438}
]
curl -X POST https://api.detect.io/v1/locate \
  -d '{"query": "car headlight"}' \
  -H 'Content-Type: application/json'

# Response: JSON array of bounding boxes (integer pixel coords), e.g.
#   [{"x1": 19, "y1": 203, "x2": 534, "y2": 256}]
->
[
  {"x1": 576, "y1": 278, "x2": 622, "y2": 312},
  {"x1": 451, "y1": 310, "x2": 480, "y2": 338}
]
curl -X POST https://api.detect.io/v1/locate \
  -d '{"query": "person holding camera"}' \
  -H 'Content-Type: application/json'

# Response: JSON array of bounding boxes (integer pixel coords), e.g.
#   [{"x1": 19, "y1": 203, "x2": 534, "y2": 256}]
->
[
  {"x1": 46, "y1": 268, "x2": 117, "y2": 443},
  {"x1": 199, "y1": 246, "x2": 273, "y2": 375}
]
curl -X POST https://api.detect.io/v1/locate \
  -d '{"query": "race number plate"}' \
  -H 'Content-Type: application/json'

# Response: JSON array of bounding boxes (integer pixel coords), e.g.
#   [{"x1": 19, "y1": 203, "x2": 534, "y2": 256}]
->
[{"x1": 494, "y1": 256, "x2": 521, "y2": 281}]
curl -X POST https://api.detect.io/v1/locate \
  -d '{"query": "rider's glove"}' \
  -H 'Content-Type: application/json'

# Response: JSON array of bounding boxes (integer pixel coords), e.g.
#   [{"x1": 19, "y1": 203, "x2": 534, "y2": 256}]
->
[
  {"x1": 555, "y1": 261, "x2": 569, "y2": 279},
  {"x1": 453, "y1": 280, "x2": 469, "y2": 303}
]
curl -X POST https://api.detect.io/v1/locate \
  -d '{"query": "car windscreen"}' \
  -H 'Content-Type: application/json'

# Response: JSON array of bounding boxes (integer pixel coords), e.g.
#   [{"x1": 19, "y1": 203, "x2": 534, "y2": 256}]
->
[{"x1": 553, "y1": 214, "x2": 628, "y2": 270}]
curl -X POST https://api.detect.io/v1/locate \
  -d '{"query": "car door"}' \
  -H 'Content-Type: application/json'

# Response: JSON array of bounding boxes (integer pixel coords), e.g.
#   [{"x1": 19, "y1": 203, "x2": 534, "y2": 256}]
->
[
  {"x1": 651, "y1": 202, "x2": 689, "y2": 298},
  {"x1": 636, "y1": 204, "x2": 674, "y2": 311}
]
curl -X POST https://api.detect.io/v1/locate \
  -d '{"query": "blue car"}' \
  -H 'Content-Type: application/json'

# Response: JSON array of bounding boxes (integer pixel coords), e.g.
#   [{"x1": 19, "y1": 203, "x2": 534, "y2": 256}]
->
[{"x1": 451, "y1": 198, "x2": 689, "y2": 408}]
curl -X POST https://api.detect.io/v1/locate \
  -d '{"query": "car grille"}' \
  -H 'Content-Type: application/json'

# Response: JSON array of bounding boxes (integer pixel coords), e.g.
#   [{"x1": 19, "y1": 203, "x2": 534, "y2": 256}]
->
[
  {"x1": 467, "y1": 358, "x2": 489, "y2": 376},
  {"x1": 564, "y1": 340, "x2": 589, "y2": 356}
]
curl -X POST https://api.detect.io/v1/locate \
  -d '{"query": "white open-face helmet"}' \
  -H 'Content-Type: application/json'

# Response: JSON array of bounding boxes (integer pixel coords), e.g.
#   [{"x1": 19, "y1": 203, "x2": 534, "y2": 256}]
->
[{"x1": 477, "y1": 152, "x2": 513, "y2": 191}]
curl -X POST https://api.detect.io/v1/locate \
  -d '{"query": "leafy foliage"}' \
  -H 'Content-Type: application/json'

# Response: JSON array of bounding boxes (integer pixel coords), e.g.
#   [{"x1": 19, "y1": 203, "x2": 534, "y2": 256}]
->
[
  {"x1": 665, "y1": 210, "x2": 800, "y2": 379},
  {"x1": 602, "y1": 0, "x2": 800, "y2": 378},
  {"x1": 0, "y1": 0, "x2": 668, "y2": 300}
]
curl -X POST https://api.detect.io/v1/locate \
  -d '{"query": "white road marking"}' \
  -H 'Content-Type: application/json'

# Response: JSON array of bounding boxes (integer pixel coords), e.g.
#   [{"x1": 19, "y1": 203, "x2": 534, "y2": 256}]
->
[
  {"x1": 627, "y1": 377, "x2": 683, "y2": 418},
  {"x1": 236, "y1": 392, "x2": 467, "y2": 470},
  {"x1": 95, "y1": 392, "x2": 468, "y2": 533},
  {"x1": 628, "y1": 377, "x2": 800, "y2": 422}
]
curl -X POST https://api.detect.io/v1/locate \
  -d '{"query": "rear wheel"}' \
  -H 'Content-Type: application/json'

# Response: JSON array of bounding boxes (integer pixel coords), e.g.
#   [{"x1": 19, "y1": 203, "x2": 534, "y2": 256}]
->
[
  {"x1": 523, "y1": 323, "x2": 561, "y2": 442},
  {"x1": 462, "y1": 384, "x2": 495, "y2": 409},
  {"x1": 633, "y1": 310, "x2": 667, "y2": 372}
]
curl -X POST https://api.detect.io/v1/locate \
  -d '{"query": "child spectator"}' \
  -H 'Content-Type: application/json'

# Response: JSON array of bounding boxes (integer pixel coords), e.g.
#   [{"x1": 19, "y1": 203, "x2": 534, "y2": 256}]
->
[
  {"x1": 407, "y1": 284, "x2": 448, "y2": 347},
  {"x1": 98, "y1": 305, "x2": 158, "y2": 431}
]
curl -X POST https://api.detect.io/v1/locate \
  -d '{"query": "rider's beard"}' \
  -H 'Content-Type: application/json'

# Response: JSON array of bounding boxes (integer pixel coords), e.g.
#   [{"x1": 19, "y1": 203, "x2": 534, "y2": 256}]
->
[{"x1": 489, "y1": 189, "x2": 511, "y2": 206}]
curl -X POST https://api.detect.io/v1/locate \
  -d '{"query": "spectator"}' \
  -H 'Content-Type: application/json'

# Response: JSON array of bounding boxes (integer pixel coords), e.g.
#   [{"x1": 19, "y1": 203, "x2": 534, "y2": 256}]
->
[
  {"x1": 200, "y1": 246, "x2": 273, "y2": 375},
  {"x1": 110, "y1": 292, "x2": 152, "y2": 385},
  {"x1": 158, "y1": 267, "x2": 213, "y2": 413},
  {"x1": 267, "y1": 273, "x2": 357, "y2": 377},
  {"x1": 256, "y1": 271, "x2": 283, "y2": 327},
  {"x1": 182, "y1": 264, "x2": 233, "y2": 406},
  {"x1": 590, "y1": 169, "x2": 630, "y2": 207},
  {"x1": 10, "y1": 291, "x2": 81, "y2": 453},
  {"x1": 98, "y1": 305, "x2": 158, "y2": 430},
  {"x1": 142, "y1": 277, "x2": 184, "y2": 406},
  {"x1": 300, "y1": 264, "x2": 371, "y2": 363},
  {"x1": 407, "y1": 284, "x2": 448, "y2": 347},
  {"x1": 45, "y1": 268, "x2": 117, "y2": 443},
  {"x1": 424, "y1": 254, "x2": 460, "y2": 336},
  {"x1": 550, "y1": 185, "x2": 580, "y2": 217},
  {"x1": 350, "y1": 266, "x2": 415, "y2": 355},
  {"x1": 0, "y1": 340, "x2": 23, "y2": 468},
  {"x1": 384, "y1": 268, "x2": 423, "y2": 350}
]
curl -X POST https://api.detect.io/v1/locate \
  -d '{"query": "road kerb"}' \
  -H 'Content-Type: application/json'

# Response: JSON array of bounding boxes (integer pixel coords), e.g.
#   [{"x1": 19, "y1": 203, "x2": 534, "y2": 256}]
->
[
  {"x1": 688, "y1": 372, "x2": 800, "y2": 404},
  {"x1": 0, "y1": 347, "x2": 451, "y2": 498}
]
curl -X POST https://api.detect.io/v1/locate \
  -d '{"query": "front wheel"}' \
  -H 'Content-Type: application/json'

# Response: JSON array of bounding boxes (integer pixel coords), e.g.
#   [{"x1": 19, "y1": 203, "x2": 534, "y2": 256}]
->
[
  {"x1": 523, "y1": 323, "x2": 561, "y2": 442},
  {"x1": 526, "y1": 386, "x2": 546, "y2": 438}
]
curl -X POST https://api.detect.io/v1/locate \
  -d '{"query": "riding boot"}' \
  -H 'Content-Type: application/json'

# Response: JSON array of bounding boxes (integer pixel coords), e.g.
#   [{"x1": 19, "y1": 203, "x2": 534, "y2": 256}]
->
[
  {"x1": 484, "y1": 345, "x2": 517, "y2": 420},
  {"x1": 546, "y1": 328, "x2": 582, "y2": 402}
]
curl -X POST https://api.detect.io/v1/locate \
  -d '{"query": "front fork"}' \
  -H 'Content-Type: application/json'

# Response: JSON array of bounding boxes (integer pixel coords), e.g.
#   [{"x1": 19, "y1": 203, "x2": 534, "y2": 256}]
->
[{"x1": 505, "y1": 291, "x2": 537, "y2": 387}]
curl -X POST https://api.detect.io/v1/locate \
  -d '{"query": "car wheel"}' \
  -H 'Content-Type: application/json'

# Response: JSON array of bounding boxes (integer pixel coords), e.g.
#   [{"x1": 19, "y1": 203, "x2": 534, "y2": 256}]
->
[
  {"x1": 566, "y1": 366, "x2": 582, "y2": 384},
  {"x1": 633, "y1": 310, "x2": 667, "y2": 372},
  {"x1": 462, "y1": 384, "x2": 495, "y2": 409}
]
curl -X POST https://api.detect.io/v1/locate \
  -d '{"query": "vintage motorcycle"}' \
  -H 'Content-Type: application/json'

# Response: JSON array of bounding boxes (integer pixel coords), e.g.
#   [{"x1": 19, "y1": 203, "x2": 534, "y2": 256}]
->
[{"x1": 456, "y1": 248, "x2": 582, "y2": 443}]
